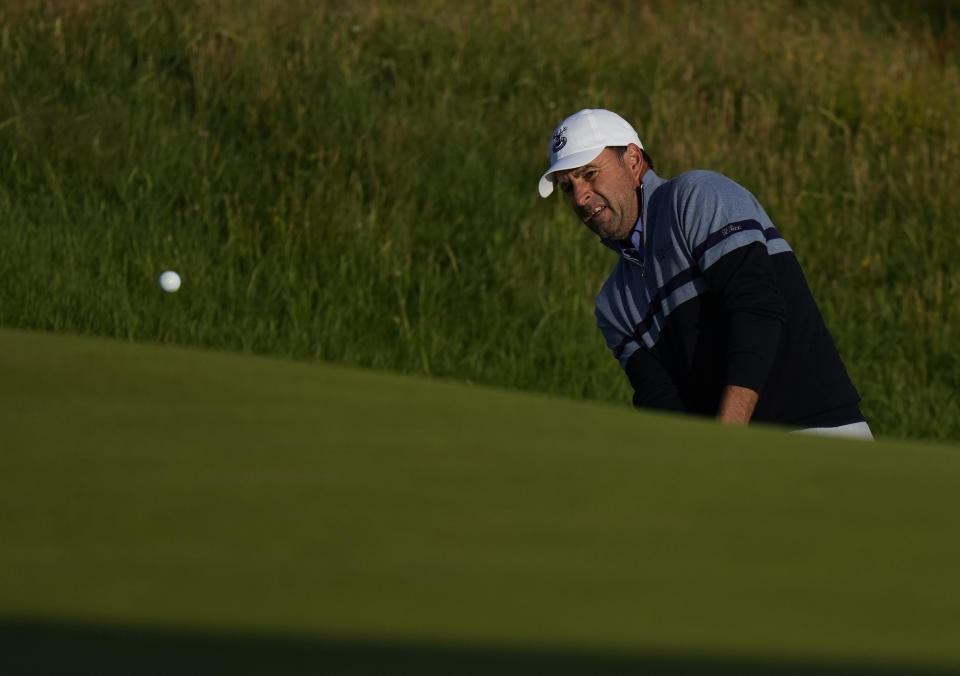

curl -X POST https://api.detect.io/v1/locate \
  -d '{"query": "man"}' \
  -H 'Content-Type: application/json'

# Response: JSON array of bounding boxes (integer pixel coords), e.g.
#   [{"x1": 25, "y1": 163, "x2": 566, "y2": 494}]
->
[{"x1": 538, "y1": 108, "x2": 872, "y2": 438}]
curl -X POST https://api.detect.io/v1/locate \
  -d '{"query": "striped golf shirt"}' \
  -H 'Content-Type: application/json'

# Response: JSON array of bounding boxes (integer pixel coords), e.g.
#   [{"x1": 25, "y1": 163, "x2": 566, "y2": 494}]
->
[{"x1": 595, "y1": 169, "x2": 864, "y2": 428}]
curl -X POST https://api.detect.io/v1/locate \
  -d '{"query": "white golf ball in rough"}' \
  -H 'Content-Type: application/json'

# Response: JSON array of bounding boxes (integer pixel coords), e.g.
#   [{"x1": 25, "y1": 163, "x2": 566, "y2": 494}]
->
[{"x1": 158, "y1": 270, "x2": 181, "y2": 293}]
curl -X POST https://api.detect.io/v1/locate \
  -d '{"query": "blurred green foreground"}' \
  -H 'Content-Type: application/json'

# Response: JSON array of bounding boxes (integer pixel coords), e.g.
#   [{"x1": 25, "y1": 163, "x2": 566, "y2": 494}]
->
[{"x1": 1, "y1": 328, "x2": 959, "y2": 674}]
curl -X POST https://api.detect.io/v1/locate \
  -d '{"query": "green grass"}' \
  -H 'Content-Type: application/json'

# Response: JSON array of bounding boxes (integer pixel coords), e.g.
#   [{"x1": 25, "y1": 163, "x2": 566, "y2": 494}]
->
[
  {"x1": 1, "y1": 0, "x2": 959, "y2": 440},
  {"x1": 2, "y1": 327, "x2": 960, "y2": 674}
]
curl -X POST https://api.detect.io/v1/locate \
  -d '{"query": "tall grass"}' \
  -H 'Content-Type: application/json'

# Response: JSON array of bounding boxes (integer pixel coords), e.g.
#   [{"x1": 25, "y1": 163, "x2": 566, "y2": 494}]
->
[{"x1": 1, "y1": 0, "x2": 958, "y2": 440}]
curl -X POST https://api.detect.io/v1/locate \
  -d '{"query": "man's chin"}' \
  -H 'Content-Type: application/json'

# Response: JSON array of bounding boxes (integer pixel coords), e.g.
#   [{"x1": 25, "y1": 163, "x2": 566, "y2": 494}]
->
[
  {"x1": 581, "y1": 212, "x2": 625, "y2": 240},
  {"x1": 594, "y1": 224, "x2": 625, "y2": 241}
]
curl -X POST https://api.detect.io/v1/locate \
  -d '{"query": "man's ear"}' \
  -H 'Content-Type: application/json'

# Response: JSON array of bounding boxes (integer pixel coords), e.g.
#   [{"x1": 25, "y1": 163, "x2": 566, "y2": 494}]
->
[{"x1": 626, "y1": 143, "x2": 645, "y2": 180}]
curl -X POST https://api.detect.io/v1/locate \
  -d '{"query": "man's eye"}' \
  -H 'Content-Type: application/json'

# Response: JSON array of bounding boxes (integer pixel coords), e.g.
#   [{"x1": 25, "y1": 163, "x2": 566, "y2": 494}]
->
[{"x1": 559, "y1": 182, "x2": 572, "y2": 194}]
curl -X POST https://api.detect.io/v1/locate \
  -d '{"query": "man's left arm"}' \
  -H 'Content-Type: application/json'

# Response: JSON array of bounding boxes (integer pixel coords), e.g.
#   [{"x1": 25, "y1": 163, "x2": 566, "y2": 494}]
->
[
  {"x1": 716, "y1": 385, "x2": 759, "y2": 424},
  {"x1": 702, "y1": 241, "x2": 787, "y2": 423},
  {"x1": 677, "y1": 173, "x2": 790, "y2": 424}
]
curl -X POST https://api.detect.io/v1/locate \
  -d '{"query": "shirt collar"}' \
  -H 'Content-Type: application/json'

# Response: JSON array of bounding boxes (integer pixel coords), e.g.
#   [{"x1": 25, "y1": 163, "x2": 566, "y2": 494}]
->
[{"x1": 599, "y1": 170, "x2": 667, "y2": 260}]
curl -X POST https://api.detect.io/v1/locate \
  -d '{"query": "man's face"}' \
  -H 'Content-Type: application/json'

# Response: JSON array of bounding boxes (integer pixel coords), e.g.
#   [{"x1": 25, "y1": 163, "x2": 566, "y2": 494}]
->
[{"x1": 553, "y1": 146, "x2": 644, "y2": 241}]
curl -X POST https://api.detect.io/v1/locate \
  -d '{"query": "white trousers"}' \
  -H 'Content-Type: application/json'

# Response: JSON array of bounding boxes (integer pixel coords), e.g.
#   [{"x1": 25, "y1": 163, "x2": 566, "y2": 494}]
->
[{"x1": 793, "y1": 421, "x2": 874, "y2": 440}]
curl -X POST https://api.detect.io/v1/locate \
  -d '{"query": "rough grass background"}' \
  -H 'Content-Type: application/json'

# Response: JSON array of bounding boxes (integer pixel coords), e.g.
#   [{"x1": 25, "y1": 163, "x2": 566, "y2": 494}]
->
[{"x1": 1, "y1": 0, "x2": 958, "y2": 440}]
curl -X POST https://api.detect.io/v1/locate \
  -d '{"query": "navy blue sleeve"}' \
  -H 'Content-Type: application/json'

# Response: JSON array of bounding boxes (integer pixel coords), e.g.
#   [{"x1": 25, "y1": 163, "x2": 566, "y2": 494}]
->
[
  {"x1": 624, "y1": 347, "x2": 688, "y2": 413},
  {"x1": 703, "y1": 242, "x2": 786, "y2": 394}
]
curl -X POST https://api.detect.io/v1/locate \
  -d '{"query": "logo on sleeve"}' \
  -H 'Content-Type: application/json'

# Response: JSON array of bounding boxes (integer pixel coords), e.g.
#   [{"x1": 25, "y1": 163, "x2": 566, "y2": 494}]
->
[
  {"x1": 720, "y1": 223, "x2": 743, "y2": 238},
  {"x1": 551, "y1": 127, "x2": 568, "y2": 153}
]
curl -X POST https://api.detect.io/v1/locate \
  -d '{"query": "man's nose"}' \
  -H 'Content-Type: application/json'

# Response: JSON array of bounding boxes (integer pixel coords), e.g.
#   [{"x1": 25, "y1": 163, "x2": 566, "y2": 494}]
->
[{"x1": 572, "y1": 180, "x2": 592, "y2": 206}]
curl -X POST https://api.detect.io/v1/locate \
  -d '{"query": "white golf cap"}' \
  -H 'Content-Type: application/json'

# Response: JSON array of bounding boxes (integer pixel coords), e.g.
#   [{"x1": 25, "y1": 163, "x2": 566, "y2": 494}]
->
[{"x1": 538, "y1": 109, "x2": 644, "y2": 198}]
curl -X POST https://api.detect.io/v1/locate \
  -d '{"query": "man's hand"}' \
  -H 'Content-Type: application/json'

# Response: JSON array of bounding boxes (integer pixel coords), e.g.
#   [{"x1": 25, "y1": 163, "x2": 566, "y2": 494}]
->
[{"x1": 716, "y1": 385, "x2": 759, "y2": 425}]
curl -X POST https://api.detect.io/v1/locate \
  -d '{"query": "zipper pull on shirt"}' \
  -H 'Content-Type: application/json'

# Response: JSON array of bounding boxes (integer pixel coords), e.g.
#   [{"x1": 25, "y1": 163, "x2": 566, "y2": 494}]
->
[{"x1": 618, "y1": 216, "x2": 645, "y2": 275}]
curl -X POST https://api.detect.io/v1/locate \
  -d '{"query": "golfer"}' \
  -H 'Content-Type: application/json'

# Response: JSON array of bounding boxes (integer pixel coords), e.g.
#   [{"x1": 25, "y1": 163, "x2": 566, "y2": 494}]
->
[{"x1": 538, "y1": 108, "x2": 872, "y2": 439}]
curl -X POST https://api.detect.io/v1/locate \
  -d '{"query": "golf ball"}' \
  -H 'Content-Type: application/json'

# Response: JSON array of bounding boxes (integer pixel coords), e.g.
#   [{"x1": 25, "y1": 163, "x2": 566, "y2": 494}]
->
[{"x1": 158, "y1": 270, "x2": 181, "y2": 293}]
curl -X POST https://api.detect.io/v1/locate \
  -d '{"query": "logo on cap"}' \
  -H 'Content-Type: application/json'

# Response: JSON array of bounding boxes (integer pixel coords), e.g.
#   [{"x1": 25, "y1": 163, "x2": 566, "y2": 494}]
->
[{"x1": 551, "y1": 127, "x2": 567, "y2": 153}]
